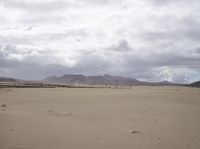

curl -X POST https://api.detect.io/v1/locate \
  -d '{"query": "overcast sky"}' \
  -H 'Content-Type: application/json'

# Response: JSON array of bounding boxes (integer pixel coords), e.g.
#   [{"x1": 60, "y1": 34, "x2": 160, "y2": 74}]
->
[{"x1": 0, "y1": 0, "x2": 200, "y2": 83}]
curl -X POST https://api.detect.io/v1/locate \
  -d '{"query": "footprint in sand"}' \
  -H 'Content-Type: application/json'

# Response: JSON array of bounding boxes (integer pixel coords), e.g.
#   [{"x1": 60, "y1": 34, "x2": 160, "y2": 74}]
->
[
  {"x1": 131, "y1": 130, "x2": 141, "y2": 134},
  {"x1": 47, "y1": 110, "x2": 73, "y2": 117},
  {"x1": 153, "y1": 118, "x2": 159, "y2": 124},
  {"x1": 1, "y1": 104, "x2": 6, "y2": 107},
  {"x1": 1, "y1": 104, "x2": 7, "y2": 111}
]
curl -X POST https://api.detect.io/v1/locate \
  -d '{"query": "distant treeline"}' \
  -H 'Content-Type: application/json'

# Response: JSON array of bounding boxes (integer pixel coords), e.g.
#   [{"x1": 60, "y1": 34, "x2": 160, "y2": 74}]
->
[{"x1": 0, "y1": 83, "x2": 108, "y2": 89}]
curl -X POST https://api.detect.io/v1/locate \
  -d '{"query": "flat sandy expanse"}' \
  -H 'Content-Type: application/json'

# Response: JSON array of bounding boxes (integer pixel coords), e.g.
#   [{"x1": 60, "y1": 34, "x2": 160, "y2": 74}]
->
[{"x1": 0, "y1": 87, "x2": 200, "y2": 149}]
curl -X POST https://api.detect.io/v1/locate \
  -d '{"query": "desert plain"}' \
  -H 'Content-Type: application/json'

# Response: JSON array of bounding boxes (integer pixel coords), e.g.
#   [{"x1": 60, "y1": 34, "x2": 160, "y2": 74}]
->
[{"x1": 0, "y1": 86, "x2": 200, "y2": 149}]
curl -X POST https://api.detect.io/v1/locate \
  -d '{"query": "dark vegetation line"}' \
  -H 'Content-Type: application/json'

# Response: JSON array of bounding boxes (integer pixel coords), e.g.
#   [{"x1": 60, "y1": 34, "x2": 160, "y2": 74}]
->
[
  {"x1": 0, "y1": 83, "x2": 108, "y2": 89},
  {"x1": 0, "y1": 83, "x2": 191, "y2": 89}
]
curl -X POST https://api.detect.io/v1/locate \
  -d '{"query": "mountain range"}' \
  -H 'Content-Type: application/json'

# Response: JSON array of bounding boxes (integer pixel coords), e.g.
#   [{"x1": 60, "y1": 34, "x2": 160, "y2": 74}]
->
[
  {"x1": 0, "y1": 74, "x2": 199, "y2": 87},
  {"x1": 189, "y1": 81, "x2": 200, "y2": 87},
  {"x1": 43, "y1": 74, "x2": 143, "y2": 86},
  {"x1": 42, "y1": 74, "x2": 179, "y2": 86},
  {"x1": 0, "y1": 74, "x2": 178, "y2": 86}
]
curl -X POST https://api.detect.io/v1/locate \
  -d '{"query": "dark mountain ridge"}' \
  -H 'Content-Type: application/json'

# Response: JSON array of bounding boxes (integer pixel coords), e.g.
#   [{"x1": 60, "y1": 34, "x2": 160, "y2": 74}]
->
[
  {"x1": 1, "y1": 75, "x2": 198, "y2": 87},
  {"x1": 189, "y1": 81, "x2": 200, "y2": 87},
  {"x1": 0, "y1": 77, "x2": 18, "y2": 82},
  {"x1": 43, "y1": 74, "x2": 179, "y2": 86}
]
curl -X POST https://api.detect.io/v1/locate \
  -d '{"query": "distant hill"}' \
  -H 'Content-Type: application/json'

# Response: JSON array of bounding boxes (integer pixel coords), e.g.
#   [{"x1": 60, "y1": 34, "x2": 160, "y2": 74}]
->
[
  {"x1": 0, "y1": 77, "x2": 72, "y2": 88},
  {"x1": 43, "y1": 74, "x2": 177, "y2": 86},
  {"x1": 189, "y1": 81, "x2": 200, "y2": 87},
  {"x1": 0, "y1": 75, "x2": 186, "y2": 88},
  {"x1": 0, "y1": 77, "x2": 18, "y2": 82},
  {"x1": 43, "y1": 74, "x2": 140, "y2": 86}
]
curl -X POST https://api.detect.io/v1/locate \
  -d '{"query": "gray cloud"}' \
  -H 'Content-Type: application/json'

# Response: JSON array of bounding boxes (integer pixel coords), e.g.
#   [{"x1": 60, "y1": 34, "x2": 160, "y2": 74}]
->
[
  {"x1": 107, "y1": 39, "x2": 132, "y2": 52},
  {"x1": 0, "y1": 0, "x2": 200, "y2": 83},
  {"x1": 1, "y1": 0, "x2": 69, "y2": 11},
  {"x1": 0, "y1": 45, "x2": 200, "y2": 83},
  {"x1": 195, "y1": 47, "x2": 200, "y2": 54},
  {"x1": 148, "y1": 0, "x2": 199, "y2": 6}
]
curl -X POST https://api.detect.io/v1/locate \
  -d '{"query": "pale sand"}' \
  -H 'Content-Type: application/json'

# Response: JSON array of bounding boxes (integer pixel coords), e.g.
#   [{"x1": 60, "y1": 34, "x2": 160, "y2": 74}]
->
[{"x1": 0, "y1": 86, "x2": 200, "y2": 149}]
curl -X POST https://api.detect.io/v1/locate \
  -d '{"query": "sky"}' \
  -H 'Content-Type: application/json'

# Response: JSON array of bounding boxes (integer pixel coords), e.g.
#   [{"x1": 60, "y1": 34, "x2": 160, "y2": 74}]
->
[{"x1": 0, "y1": 0, "x2": 200, "y2": 83}]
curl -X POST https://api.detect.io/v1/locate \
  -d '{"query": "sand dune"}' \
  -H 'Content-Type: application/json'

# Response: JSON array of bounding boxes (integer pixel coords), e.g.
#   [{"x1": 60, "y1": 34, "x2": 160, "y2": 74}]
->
[{"x1": 0, "y1": 87, "x2": 200, "y2": 149}]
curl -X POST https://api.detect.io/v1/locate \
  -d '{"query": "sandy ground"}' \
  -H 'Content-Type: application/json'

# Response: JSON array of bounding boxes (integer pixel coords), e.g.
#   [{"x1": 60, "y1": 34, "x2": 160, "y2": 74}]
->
[{"x1": 0, "y1": 86, "x2": 200, "y2": 149}]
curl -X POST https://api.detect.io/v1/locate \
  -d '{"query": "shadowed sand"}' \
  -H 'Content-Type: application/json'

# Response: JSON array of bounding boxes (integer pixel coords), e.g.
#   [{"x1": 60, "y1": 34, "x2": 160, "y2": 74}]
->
[{"x1": 0, "y1": 86, "x2": 200, "y2": 149}]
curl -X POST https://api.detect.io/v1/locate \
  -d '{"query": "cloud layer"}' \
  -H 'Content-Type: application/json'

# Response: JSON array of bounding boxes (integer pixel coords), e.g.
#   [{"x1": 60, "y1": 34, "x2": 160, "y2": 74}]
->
[{"x1": 0, "y1": 0, "x2": 200, "y2": 83}]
